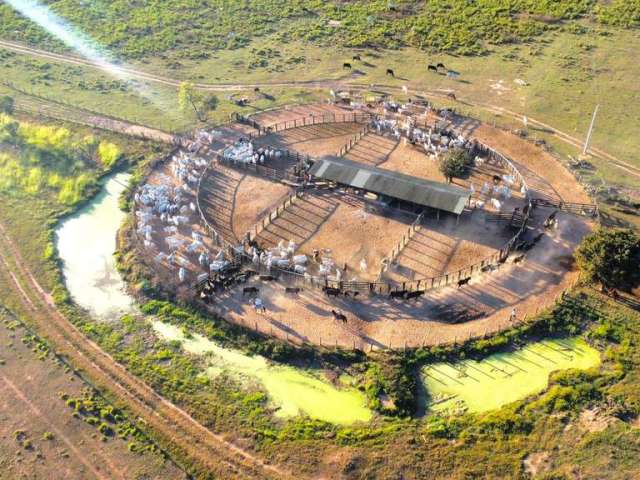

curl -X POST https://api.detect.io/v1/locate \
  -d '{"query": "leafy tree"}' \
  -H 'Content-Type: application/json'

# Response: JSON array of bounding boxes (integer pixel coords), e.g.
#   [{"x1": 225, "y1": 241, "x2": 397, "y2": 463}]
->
[
  {"x1": 438, "y1": 148, "x2": 470, "y2": 182},
  {"x1": 178, "y1": 81, "x2": 206, "y2": 122},
  {"x1": 0, "y1": 95, "x2": 14, "y2": 114},
  {"x1": 97, "y1": 141, "x2": 121, "y2": 168},
  {"x1": 203, "y1": 94, "x2": 219, "y2": 112},
  {"x1": 575, "y1": 228, "x2": 640, "y2": 290}
]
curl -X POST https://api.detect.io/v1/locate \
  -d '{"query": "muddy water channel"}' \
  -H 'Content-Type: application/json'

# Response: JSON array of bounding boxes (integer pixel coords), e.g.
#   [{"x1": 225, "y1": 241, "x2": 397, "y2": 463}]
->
[
  {"x1": 55, "y1": 173, "x2": 372, "y2": 424},
  {"x1": 56, "y1": 174, "x2": 600, "y2": 424}
]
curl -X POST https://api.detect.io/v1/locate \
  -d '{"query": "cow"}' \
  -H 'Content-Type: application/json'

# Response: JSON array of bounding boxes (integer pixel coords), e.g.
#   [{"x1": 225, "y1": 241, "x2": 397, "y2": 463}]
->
[
  {"x1": 285, "y1": 287, "x2": 302, "y2": 295},
  {"x1": 259, "y1": 274, "x2": 277, "y2": 281},
  {"x1": 437, "y1": 62, "x2": 446, "y2": 70},
  {"x1": 323, "y1": 286, "x2": 341, "y2": 298},
  {"x1": 405, "y1": 290, "x2": 425, "y2": 301},
  {"x1": 513, "y1": 254, "x2": 525, "y2": 264},
  {"x1": 242, "y1": 286, "x2": 259, "y2": 297},
  {"x1": 427, "y1": 64, "x2": 438, "y2": 72},
  {"x1": 343, "y1": 62, "x2": 352, "y2": 70},
  {"x1": 344, "y1": 291, "x2": 360, "y2": 299},
  {"x1": 481, "y1": 264, "x2": 498, "y2": 273},
  {"x1": 389, "y1": 290, "x2": 408, "y2": 299},
  {"x1": 457, "y1": 277, "x2": 471, "y2": 288},
  {"x1": 331, "y1": 309, "x2": 347, "y2": 323},
  {"x1": 386, "y1": 68, "x2": 395, "y2": 77},
  {"x1": 254, "y1": 87, "x2": 260, "y2": 93},
  {"x1": 352, "y1": 54, "x2": 361, "y2": 61}
]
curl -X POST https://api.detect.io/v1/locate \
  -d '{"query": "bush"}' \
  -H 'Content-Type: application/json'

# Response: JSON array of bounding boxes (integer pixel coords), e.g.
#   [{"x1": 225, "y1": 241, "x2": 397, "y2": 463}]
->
[
  {"x1": 0, "y1": 95, "x2": 13, "y2": 114},
  {"x1": 574, "y1": 228, "x2": 640, "y2": 290}
]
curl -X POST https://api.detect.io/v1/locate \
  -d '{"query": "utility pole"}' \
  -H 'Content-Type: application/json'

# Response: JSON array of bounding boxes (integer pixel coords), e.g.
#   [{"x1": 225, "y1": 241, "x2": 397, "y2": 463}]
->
[{"x1": 582, "y1": 104, "x2": 599, "y2": 156}]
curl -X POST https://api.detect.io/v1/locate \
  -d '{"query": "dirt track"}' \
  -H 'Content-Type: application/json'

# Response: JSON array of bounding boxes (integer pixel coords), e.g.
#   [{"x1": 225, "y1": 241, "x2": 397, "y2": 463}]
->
[
  {"x1": 2, "y1": 39, "x2": 638, "y2": 179},
  {"x1": 0, "y1": 222, "x2": 288, "y2": 480}
]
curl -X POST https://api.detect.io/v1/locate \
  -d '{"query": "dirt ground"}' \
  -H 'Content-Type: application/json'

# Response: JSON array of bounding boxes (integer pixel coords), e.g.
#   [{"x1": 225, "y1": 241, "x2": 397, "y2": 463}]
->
[
  {"x1": 0, "y1": 319, "x2": 184, "y2": 480},
  {"x1": 134, "y1": 103, "x2": 595, "y2": 349}
]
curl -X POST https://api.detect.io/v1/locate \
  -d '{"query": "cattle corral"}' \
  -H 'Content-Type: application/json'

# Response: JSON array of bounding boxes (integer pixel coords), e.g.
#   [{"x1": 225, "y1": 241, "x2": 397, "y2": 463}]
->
[{"x1": 130, "y1": 101, "x2": 597, "y2": 350}]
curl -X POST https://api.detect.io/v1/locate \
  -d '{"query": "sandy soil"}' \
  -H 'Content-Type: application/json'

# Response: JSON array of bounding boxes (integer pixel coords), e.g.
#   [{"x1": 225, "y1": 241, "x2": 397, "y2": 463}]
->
[
  {"x1": 0, "y1": 320, "x2": 183, "y2": 480},
  {"x1": 233, "y1": 176, "x2": 292, "y2": 240}
]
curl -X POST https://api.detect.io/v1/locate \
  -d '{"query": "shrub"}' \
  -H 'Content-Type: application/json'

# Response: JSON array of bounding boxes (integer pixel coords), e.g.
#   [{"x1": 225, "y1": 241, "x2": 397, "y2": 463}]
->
[{"x1": 574, "y1": 228, "x2": 640, "y2": 290}]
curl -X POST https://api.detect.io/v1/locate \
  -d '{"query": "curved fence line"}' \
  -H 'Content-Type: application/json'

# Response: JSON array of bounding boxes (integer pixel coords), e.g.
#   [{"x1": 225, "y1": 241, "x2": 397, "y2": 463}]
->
[{"x1": 195, "y1": 114, "x2": 534, "y2": 296}]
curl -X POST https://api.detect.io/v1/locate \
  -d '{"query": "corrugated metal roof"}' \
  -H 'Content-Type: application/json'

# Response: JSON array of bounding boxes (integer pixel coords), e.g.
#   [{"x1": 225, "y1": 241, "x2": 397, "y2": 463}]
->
[{"x1": 308, "y1": 157, "x2": 470, "y2": 215}]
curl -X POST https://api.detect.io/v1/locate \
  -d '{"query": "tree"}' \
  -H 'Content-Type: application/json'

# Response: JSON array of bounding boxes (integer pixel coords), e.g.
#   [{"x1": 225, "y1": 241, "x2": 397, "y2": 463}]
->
[
  {"x1": 0, "y1": 96, "x2": 14, "y2": 114},
  {"x1": 438, "y1": 148, "x2": 470, "y2": 182},
  {"x1": 574, "y1": 228, "x2": 640, "y2": 290},
  {"x1": 178, "y1": 81, "x2": 206, "y2": 122}
]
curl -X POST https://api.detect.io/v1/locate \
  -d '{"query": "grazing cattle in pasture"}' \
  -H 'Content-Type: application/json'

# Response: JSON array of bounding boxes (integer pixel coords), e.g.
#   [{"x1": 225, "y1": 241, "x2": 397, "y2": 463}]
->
[
  {"x1": 352, "y1": 54, "x2": 361, "y2": 61},
  {"x1": 427, "y1": 64, "x2": 438, "y2": 72},
  {"x1": 259, "y1": 274, "x2": 277, "y2": 281},
  {"x1": 242, "y1": 286, "x2": 259, "y2": 297},
  {"x1": 389, "y1": 290, "x2": 408, "y2": 299},
  {"x1": 343, "y1": 62, "x2": 352, "y2": 70},
  {"x1": 331, "y1": 309, "x2": 347, "y2": 323},
  {"x1": 457, "y1": 277, "x2": 471, "y2": 288},
  {"x1": 386, "y1": 68, "x2": 395, "y2": 77},
  {"x1": 437, "y1": 62, "x2": 446, "y2": 70},
  {"x1": 344, "y1": 291, "x2": 360, "y2": 298},
  {"x1": 405, "y1": 290, "x2": 425, "y2": 301},
  {"x1": 285, "y1": 287, "x2": 302, "y2": 295},
  {"x1": 323, "y1": 286, "x2": 341, "y2": 297}
]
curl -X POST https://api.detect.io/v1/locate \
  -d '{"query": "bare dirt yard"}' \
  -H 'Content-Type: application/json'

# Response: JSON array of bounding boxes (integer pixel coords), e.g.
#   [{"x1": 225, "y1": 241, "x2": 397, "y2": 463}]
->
[{"x1": 0, "y1": 314, "x2": 184, "y2": 480}]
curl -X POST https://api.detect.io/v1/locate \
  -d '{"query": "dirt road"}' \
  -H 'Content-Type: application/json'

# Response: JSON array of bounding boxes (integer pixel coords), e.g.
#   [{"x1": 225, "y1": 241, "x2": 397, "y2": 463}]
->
[
  {"x1": 0, "y1": 222, "x2": 289, "y2": 480},
  {"x1": 2, "y1": 39, "x2": 638, "y2": 179}
]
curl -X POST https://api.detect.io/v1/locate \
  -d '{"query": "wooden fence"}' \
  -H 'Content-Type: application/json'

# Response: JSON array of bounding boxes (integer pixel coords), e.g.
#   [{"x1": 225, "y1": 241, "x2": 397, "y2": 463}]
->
[{"x1": 338, "y1": 123, "x2": 371, "y2": 157}]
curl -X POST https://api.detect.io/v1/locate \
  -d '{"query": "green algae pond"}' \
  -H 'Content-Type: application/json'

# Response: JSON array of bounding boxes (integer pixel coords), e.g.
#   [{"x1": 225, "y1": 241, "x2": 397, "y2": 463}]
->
[
  {"x1": 422, "y1": 337, "x2": 601, "y2": 414},
  {"x1": 151, "y1": 321, "x2": 373, "y2": 425}
]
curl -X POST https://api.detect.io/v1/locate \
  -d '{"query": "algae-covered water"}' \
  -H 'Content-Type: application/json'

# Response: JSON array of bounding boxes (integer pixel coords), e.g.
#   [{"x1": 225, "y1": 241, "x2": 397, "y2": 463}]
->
[
  {"x1": 152, "y1": 321, "x2": 373, "y2": 424},
  {"x1": 56, "y1": 172, "x2": 134, "y2": 320},
  {"x1": 422, "y1": 337, "x2": 601, "y2": 414}
]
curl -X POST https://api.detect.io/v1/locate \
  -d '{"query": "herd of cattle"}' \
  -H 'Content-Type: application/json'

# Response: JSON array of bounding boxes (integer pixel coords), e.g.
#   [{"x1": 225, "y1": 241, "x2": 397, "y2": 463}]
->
[{"x1": 342, "y1": 56, "x2": 459, "y2": 79}]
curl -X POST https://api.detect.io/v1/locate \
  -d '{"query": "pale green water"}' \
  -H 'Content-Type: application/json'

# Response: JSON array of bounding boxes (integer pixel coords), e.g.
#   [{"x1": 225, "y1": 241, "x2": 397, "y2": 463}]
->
[
  {"x1": 422, "y1": 337, "x2": 601, "y2": 414},
  {"x1": 56, "y1": 172, "x2": 134, "y2": 320},
  {"x1": 152, "y1": 321, "x2": 372, "y2": 424}
]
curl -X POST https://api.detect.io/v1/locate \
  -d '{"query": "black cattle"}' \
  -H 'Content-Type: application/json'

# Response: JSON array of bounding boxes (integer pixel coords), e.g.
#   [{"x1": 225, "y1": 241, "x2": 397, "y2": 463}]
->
[
  {"x1": 492, "y1": 175, "x2": 502, "y2": 184},
  {"x1": 437, "y1": 62, "x2": 446, "y2": 70},
  {"x1": 343, "y1": 62, "x2": 352, "y2": 70},
  {"x1": 259, "y1": 274, "x2": 276, "y2": 281},
  {"x1": 285, "y1": 287, "x2": 302, "y2": 295},
  {"x1": 254, "y1": 87, "x2": 260, "y2": 92},
  {"x1": 457, "y1": 277, "x2": 471, "y2": 288},
  {"x1": 323, "y1": 287, "x2": 341, "y2": 297},
  {"x1": 481, "y1": 263, "x2": 499, "y2": 273},
  {"x1": 389, "y1": 290, "x2": 408, "y2": 299},
  {"x1": 331, "y1": 309, "x2": 347, "y2": 323},
  {"x1": 242, "y1": 286, "x2": 259, "y2": 297},
  {"x1": 427, "y1": 64, "x2": 438, "y2": 72},
  {"x1": 352, "y1": 54, "x2": 361, "y2": 61},
  {"x1": 405, "y1": 290, "x2": 425, "y2": 301},
  {"x1": 386, "y1": 68, "x2": 395, "y2": 77},
  {"x1": 344, "y1": 291, "x2": 360, "y2": 299},
  {"x1": 513, "y1": 254, "x2": 525, "y2": 264}
]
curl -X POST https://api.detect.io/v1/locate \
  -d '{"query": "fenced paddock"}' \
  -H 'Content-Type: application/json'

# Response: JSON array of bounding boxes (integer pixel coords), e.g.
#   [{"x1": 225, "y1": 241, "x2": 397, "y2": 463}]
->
[{"x1": 129, "y1": 103, "x2": 598, "y2": 350}]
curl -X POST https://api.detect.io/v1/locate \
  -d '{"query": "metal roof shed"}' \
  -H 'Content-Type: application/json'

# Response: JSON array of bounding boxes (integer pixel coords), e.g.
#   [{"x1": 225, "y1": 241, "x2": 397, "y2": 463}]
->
[{"x1": 308, "y1": 157, "x2": 470, "y2": 215}]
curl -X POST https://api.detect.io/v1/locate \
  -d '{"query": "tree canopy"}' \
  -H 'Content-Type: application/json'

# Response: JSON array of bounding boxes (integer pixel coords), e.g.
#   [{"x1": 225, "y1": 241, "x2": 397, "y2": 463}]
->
[
  {"x1": 438, "y1": 148, "x2": 471, "y2": 182},
  {"x1": 574, "y1": 228, "x2": 640, "y2": 290}
]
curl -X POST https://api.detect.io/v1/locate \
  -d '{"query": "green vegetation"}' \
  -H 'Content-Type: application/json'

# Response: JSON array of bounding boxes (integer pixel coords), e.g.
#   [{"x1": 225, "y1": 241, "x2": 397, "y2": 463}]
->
[
  {"x1": 0, "y1": 111, "x2": 121, "y2": 205},
  {"x1": 575, "y1": 228, "x2": 640, "y2": 290},
  {"x1": 1, "y1": 1, "x2": 639, "y2": 58},
  {"x1": 438, "y1": 147, "x2": 471, "y2": 182}
]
